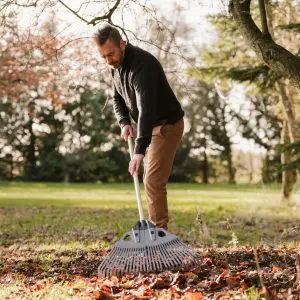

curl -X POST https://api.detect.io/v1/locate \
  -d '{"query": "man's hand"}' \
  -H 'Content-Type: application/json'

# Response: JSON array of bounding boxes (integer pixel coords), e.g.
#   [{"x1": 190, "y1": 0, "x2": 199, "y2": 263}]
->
[
  {"x1": 121, "y1": 125, "x2": 134, "y2": 142},
  {"x1": 129, "y1": 154, "x2": 144, "y2": 176}
]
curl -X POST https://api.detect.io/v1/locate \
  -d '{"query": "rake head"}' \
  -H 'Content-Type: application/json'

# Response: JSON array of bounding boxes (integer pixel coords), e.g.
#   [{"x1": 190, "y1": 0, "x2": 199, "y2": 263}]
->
[{"x1": 98, "y1": 220, "x2": 199, "y2": 278}]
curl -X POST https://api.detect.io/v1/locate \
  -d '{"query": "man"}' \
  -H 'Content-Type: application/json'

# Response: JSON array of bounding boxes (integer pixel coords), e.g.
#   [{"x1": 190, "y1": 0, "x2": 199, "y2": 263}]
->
[{"x1": 94, "y1": 25, "x2": 184, "y2": 230}]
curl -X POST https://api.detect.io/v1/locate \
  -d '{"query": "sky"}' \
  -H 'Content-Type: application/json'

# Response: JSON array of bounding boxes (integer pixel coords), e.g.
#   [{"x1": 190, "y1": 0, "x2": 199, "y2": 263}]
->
[{"x1": 19, "y1": 0, "x2": 225, "y2": 44}]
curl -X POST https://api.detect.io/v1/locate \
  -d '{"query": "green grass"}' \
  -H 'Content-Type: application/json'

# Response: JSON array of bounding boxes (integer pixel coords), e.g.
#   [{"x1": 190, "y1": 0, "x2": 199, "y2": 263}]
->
[{"x1": 0, "y1": 182, "x2": 299, "y2": 247}]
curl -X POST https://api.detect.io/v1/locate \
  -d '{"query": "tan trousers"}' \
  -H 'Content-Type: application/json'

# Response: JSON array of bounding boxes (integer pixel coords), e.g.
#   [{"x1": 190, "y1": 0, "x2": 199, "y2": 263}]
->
[{"x1": 143, "y1": 118, "x2": 184, "y2": 230}]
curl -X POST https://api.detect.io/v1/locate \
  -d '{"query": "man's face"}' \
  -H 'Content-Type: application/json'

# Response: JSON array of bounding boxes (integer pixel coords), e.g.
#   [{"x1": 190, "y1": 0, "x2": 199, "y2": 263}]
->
[{"x1": 96, "y1": 38, "x2": 126, "y2": 69}]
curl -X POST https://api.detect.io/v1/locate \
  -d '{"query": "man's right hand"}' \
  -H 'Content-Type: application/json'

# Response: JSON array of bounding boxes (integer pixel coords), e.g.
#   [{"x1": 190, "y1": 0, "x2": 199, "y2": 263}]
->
[{"x1": 121, "y1": 125, "x2": 135, "y2": 142}]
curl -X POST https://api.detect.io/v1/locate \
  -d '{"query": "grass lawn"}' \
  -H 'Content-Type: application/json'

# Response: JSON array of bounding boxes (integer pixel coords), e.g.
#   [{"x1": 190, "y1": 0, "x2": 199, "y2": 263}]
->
[{"x1": 0, "y1": 182, "x2": 299, "y2": 299}]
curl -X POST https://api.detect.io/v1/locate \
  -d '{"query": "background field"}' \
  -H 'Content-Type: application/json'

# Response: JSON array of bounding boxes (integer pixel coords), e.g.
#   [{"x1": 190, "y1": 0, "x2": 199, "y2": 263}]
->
[{"x1": 1, "y1": 182, "x2": 299, "y2": 248}]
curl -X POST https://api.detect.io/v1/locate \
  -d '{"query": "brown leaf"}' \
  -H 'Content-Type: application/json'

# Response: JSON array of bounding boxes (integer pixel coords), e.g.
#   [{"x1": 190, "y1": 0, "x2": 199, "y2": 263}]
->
[
  {"x1": 102, "y1": 279, "x2": 116, "y2": 287},
  {"x1": 100, "y1": 285, "x2": 112, "y2": 295},
  {"x1": 203, "y1": 257, "x2": 213, "y2": 265},
  {"x1": 186, "y1": 272, "x2": 199, "y2": 285},
  {"x1": 171, "y1": 272, "x2": 187, "y2": 286},
  {"x1": 226, "y1": 276, "x2": 241, "y2": 289},
  {"x1": 270, "y1": 290, "x2": 277, "y2": 297},
  {"x1": 69, "y1": 287, "x2": 81, "y2": 294},
  {"x1": 123, "y1": 296, "x2": 151, "y2": 300},
  {"x1": 240, "y1": 279, "x2": 248, "y2": 290},
  {"x1": 185, "y1": 291, "x2": 203, "y2": 300},
  {"x1": 90, "y1": 276, "x2": 98, "y2": 282},
  {"x1": 209, "y1": 281, "x2": 220, "y2": 290},
  {"x1": 111, "y1": 275, "x2": 119, "y2": 283},
  {"x1": 92, "y1": 291, "x2": 101, "y2": 298},
  {"x1": 92, "y1": 290, "x2": 115, "y2": 300},
  {"x1": 144, "y1": 289, "x2": 155, "y2": 296},
  {"x1": 216, "y1": 269, "x2": 230, "y2": 283},
  {"x1": 2, "y1": 265, "x2": 12, "y2": 274},
  {"x1": 32, "y1": 282, "x2": 44, "y2": 291},
  {"x1": 272, "y1": 266, "x2": 281, "y2": 272},
  {"x1": 150, "y1": 277, "x2": 171, "y2": 289}
]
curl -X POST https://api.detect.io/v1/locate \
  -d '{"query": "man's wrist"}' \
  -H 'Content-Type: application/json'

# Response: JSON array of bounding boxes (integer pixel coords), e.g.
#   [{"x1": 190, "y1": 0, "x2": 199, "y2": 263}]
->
[
  {"x1": 134, "y1": 142, "x2": 147, "y2": 155},
  {"x1": 133, "y1": 154, "x2": 144, "y2": 159},
  {"x1": 119, "y1": 119, "x2": 131, "y2": 128}
]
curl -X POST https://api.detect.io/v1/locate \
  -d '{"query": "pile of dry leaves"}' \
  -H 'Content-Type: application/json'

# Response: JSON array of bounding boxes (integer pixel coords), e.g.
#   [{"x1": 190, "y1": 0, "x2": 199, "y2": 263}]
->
[{"x1": 1, "y1": 245, "x2": 299, "y2": 299}]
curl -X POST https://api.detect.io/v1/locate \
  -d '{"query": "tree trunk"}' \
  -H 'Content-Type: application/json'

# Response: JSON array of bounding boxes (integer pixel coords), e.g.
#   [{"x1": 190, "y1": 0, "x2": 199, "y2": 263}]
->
[
  {"x1": 25, "y1": 118, "x2": 37, "y2": 180},
  {"x1": 8, "y1": 154, "x2": 13, "y2": 180},
  {"x1": 248, "y1": 152, "x2": 254, "y2": 183},
  {"x1": 229, "y1": 0, "x2": 300, "y2": 207},
  {"x1": 277, "y1": 82, "x2": 300, "y2": 207},
  {"x1": 202, "y1": 149, "x2": 209, "y2": 184},
  {"x1": 262, "y1": 152, "x2": 271, "y2": 184},
  {"x1": 277, "y1": 82, "x2": 299, "y2": 144},
  {"x1": 281, "y1": 120, "x2": 296, "y2": 203},
  {"x1": 229, "y1": 0, "x2": 300, "y2": 92},
  {"x1": 226, "y1": 147, "x2": 236, "y2": 184}
]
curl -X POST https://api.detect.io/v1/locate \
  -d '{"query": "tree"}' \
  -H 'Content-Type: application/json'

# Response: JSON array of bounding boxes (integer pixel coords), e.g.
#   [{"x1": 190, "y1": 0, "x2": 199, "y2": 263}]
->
[
  {"x1": 61, "y1": 85, "x2": 130, "y2": 182},
  {"x1": 0, "y1": 12, "x2": 67, "y2": 180},
  {"x1": 229, "y1": 0, "x2": 300, "y2": 207},
  {"x1": 192, "y1": 1, "x2": 298, "y2": 199},
  {"x1": 229, "y1": 0, "x2": 300, "y2": 91}
]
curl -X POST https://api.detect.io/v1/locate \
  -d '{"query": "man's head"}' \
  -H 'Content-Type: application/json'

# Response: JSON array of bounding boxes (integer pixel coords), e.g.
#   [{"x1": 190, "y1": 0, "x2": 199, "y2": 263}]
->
[{"x1": 93, "y1": 25, "x2": 126, "y2": 69}]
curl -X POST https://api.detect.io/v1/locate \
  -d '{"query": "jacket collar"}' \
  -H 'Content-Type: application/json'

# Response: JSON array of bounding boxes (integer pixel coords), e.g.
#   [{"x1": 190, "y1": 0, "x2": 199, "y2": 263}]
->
[{"x1": 121, "y1": 43, "x2": 134, "y2": 69}]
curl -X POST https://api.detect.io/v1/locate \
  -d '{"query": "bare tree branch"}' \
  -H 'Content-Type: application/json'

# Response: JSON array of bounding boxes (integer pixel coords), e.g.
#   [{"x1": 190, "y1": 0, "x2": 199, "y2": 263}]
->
[
  {"x1": 58, "y1": 0, "x2": 90, "y2": 24},
  {"x1": 55, "y1": 36, "x2": 91, "y2": 52},
  {"x1": 108, "y1": 21, "x2": 129, "y2": 41},
  {"x1": 14, "y1": 0, "x2": 38, "y2": 7},
  {"x1": 0, "y1": 0, "x2": 38, "y2": 10},
  {"x1": 89, "y1": 0, "x2": 121, "y2": 25},
  {"x1": 258, "y1": 0, "x2": 270, "y2": 36},
  {"x1": 58, "y1": 0, "x2": 121, "y2": 26}
]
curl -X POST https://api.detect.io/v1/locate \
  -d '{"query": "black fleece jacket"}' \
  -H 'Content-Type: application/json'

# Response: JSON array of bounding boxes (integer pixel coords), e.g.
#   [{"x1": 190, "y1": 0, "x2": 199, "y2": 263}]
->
[{"x1": 112, "y1": 43, "x2": 184, "y2": 155}]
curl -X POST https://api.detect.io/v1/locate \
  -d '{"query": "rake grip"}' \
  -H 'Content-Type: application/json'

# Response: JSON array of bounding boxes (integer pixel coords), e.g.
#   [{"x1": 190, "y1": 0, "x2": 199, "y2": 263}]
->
[{"x1": 128, "y1": 136, "x2": 145, "y2": 221}]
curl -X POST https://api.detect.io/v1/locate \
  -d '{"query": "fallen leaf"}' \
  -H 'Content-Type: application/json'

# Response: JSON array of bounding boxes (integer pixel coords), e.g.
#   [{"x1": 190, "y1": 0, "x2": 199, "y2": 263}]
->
[
  {"x1": 203, "y1": 257, "x2": 213, "y2": 265},
  {"x1": 150, "y1": 277, "x2": 171, "y2": 289},
  {"x1": 32, "y1": 282, "x2": 44, "y2": 292},
  {"x1": 144, "y1": 289, "x2": 155, "y2": 296},
  {"x1": 185, "y1": 291, "x2": 203, "y2": 300},
  {"x1": 93, "y1": 290, "x2": 115, "y2": 300},
  {"x1": 240, "y1": 279, "x2": 248, "y2": 290},
  {"x1": 226, "y1": 276, "x2": 240, "y2": 289},
  {"x1": 272, "y1": 266, "x2": 281, "y2": 272},
  {"x1": 111, "y1": 275, "x2": 119, "y2": 283},
  {"x1": 92, "y1": 290, "x2": 101, "y2": 298},
  {"x1": 2, "y1": 266, "x2": 13, "y2": 274},
  {"x1": 100, "y1": 284, "x2": 112, "y2": 295},
  {"x1": 186, "y1": 272, "x2": 198, "y2": 285},
  {"x1": 90, "y1": 276, "x2": 98, "y2": 282},
  {"x1": 216, "y1": 269, "x2": 229, "y2": 283},
  {"x1": 171, "y1": 272, "x2": 187, "y2": 286}
]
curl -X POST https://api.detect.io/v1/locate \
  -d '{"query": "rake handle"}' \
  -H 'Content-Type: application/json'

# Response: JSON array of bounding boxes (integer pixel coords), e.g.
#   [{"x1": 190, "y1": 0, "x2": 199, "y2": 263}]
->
[{"x1": 128, "y1": 136, "x2": 145, "y2": 222}]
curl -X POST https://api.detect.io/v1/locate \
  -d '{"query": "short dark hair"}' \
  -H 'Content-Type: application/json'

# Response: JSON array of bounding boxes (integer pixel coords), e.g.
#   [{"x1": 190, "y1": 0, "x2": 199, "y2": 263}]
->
[{"x1": 94, "y1": 24, "x2": 122, "y2": 46}]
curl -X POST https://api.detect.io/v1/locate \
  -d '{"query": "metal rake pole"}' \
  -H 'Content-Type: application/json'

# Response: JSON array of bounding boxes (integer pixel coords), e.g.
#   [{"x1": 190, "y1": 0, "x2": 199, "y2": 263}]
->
[{"x1": 128, "y1": 136, "x2": 145, "y2": 222}]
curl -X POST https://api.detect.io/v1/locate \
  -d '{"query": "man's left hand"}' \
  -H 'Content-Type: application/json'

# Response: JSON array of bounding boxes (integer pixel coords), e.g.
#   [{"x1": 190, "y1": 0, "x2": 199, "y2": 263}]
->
[{"x1": 129, "y1": 154, "x2": 144, "y2": 176}]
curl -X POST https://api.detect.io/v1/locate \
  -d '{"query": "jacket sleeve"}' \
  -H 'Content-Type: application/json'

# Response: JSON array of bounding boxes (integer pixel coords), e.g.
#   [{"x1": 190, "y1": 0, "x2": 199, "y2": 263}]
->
[
  {"x1": 112, "y1": 84, "x2": 131, "y2": 128},
  {"x1": 132, "y1": 62, "x2": 157, "y2": 155}
]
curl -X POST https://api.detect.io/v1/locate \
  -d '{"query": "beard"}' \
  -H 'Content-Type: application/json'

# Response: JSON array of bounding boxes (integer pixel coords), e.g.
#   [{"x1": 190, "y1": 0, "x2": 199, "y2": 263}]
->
[
  {"x1": 106, "y1": 48, "x2": 125, "y2": 69},
  {"x1": 108, "y1": 62, "x2": 120, "y2": 69}
]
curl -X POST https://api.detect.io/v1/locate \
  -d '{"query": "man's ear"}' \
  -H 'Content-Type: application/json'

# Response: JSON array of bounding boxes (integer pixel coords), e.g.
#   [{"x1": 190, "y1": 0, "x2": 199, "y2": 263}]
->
[{"x1": 120, "y1": 39, "x2": 126, "y2": 50}]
